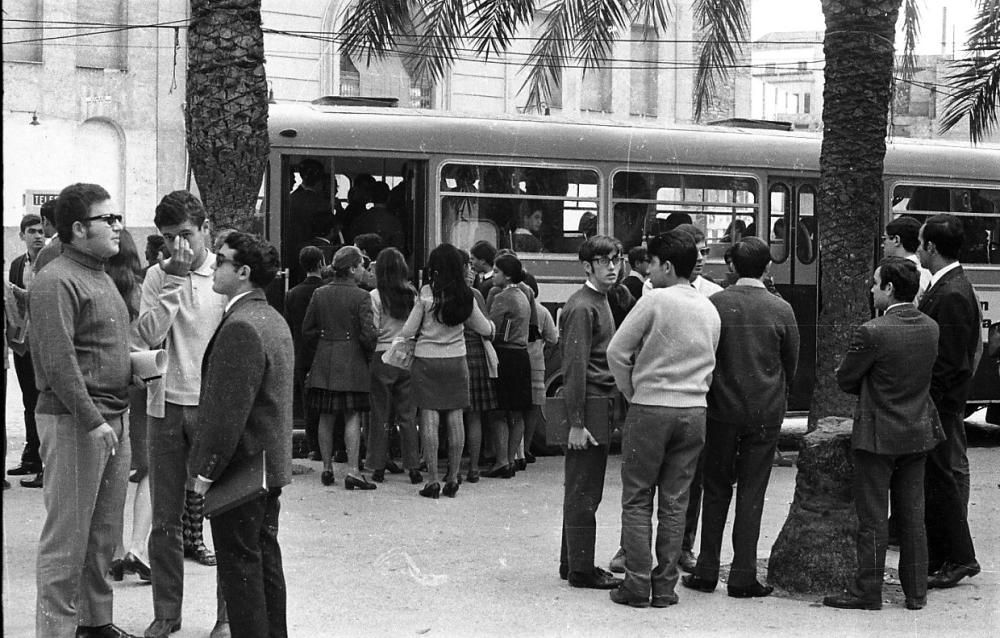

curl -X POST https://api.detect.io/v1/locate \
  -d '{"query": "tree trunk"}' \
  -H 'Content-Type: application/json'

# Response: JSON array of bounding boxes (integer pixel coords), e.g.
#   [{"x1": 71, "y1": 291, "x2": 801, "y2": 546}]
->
[
  {"x1": 187, "y1": 0, "x2": 269, "y2": 233},
  {"x1": 809, "y1": 0, "x2": 902, "y2": 427}
]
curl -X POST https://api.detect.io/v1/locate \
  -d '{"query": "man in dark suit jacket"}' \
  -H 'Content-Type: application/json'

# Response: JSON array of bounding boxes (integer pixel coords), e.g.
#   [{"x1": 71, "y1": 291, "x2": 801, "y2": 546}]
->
[
  {"x1": 285, "y1": 246, "x2": 326, "y2": 460},
  {"x1": 191, "y1": 233, "x2": 294, "y2": 638},
  {"x1": 7, "y1": 214, "x2": 46, "y2": 482},
  {"x1": 916, "y1": 214, "x2": 981, "y2": 588},
  {"x1": 823, "y1": 258, "x2": 944, "y2": 611}
]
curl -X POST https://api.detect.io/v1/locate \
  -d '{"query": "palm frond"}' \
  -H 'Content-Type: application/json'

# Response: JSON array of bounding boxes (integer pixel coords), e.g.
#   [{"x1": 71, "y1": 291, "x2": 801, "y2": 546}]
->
[
  {"x1": 572, "y1": 0, "x2": 630, "y2": 71},
  {"x1": 898, "y1": 0, "x2": 921, "y2": 81},
  {"x1": 467, "y1": 0, "x2": 535, "y2": 59},
  {"x1": 410, "y1": 0, "x2": 469, "y2": 81},
  {"x1": 627, "y1": 0, "x2": 673, "y2": 38},
  {"x1": 692, "y1": 0, "x2": 749, "y2": 122},
  {"x1": 338, "y1": 0, "x2": 411, "y2": 64},
  {"x1": 520, "y1": 0, "x2": 577, "y2": 113},
  {"x1": 939, "y1": 0, "x2": 1000, "y2": 142}
]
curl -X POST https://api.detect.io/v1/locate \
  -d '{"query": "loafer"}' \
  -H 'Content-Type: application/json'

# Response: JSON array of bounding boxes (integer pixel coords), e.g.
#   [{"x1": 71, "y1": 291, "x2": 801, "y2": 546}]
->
[
  {"x1": 728, "y1": 581, "x2": 774, "y2": 598},
  {"x1": 21, "y1": 471, "x2": 43, "y2": 488},
  {"x1": 822, "y1": 593, "x2": 881, "y2": 610},
  {"x1": 7, "y1": 462, "x2": 41, "y2": 476},
  {"x1": 608, "y1": 547, "x2": 626, "y2": 574},
  {"x1": 77, "y1": 623, "x2": 141, "y2": 638},
  {"x1": 371, "y1": 469, "x2": 385, "y2": 483},
  {"x1": 651, "y1": 592, "x2": 679, "y2": 607},
  {"x1": 928, "y1": 560, "x2": 981, "y2": 589},
  {"x1": 321, "y1": 470, "x2": 336, "y2": 486},
  {"x1": 143, "y1": 617, "x2": 181, "y2": 637},
  {"x1": 465, "y1": 469, "x2": 480, "y2": 483},
  {"x1": 184, "y1": 545, "x2": 216, "y2": 567},
  {"x1": 385, "y1": 459, "x2": 405, "y2": 474},
  {"x1": 515, "y1": 458, "x2": 527, "y2": 471},
  {"x1": 419, "y1": 482, "x2": 441, "y2": 499},
  {"x1": 124, "y1": 552, "x2": 152, "y2": 580},
  {"x1": 905, "y1": 596, "x2": 926, "y2": 610},
  {"x1": 409, "y1": 469, "x2": 423, "y2": 484},
  {"x1": 610, "y1": 585, "x2": 650, "y2": 608},
  {"x1": 568, "y1": 567, "x2": 623, "y2": 590},
  {"x1": 678, "y1": 549, "x2": 697, "y2": 573},
  {"x1": 345, "y1": 474, "x2": 376, "y2": 490},
  {"x1": 681, "y1": 574, "x2": 717, "y2": 593}
]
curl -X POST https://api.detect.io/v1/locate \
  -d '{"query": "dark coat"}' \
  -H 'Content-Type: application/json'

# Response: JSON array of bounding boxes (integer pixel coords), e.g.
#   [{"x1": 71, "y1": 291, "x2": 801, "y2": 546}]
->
[
  {"x1": 302, "y1": 279, "x2": 376, "y2": 393},
  {"x1": 917, "y1": 265, "x2": 982, "y2": 414},
  {"x1": 836, "y1": 304, "x2": 945, "y2": 455},
  {"x1": 284, "y1": 275, "x2": 324, "y2": 375},
  {"x1": 190, "y1": 290, "x2": 294, "y2": 489}
]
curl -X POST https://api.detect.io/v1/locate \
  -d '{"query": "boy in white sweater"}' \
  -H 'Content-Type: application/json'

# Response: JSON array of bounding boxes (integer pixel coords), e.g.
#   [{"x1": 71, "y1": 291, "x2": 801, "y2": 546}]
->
[{"x1": 606, "y1": 230, "x2": 721, "y2": 608}]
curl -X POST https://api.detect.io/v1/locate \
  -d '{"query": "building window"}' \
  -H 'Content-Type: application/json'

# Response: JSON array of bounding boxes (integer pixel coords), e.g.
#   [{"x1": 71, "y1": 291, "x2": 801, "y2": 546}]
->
[
  {"x1": 630, "y1": 28, "x2": 658, "y2": 117},
  {"x1": 581, "y1": 65, "x2": 612, "y2": 112},
  {"x1": 2, "y1": 0, "x2": 43, "y2": 63},
  {"x1": 340, "y1": 54, "x2": 360, "y2": 96},
  {"x1": 410, "y1": 75, "x2": 433, "y2": 108},
  {"x1": 797, "y1": 60, "x2": 808, "y2": 72},
  {"x1": 76, "y1": 0, "x2": 127, "y2": 69}
]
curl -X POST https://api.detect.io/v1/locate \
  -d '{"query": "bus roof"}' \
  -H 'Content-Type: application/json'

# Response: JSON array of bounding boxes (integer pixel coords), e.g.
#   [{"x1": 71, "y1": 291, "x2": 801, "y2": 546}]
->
[{"x1": 268, "y1": 103, "x2": 1000, "y2": 183}]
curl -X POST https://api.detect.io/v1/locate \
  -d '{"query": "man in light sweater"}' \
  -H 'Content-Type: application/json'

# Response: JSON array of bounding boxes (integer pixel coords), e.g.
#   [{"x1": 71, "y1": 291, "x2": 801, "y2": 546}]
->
[
  {"x1": 138, "y1": 191, "x2": 228, "y2": 638},
  {"x1": 606, "y1": 230, "x2": 721, "y2": 608},
  {"x1": 682, "y1": 237, "x2": 799, "y2": 599},
  {"x1": 557, "y1": 236, "x2": 624, "y2": 591}
]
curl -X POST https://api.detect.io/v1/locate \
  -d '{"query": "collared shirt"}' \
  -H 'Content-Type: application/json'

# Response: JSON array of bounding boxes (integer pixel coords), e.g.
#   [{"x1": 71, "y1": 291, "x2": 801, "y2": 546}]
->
[
  {"x1": 585, "y1": 279, "x2": 603, "y2": 294},
  {"x1": 225, "y1": 290, "x2": 253, "y2": 314},
  {"x1": 885, "y1": 302, "x2": 912, "y2": 313},
  {"x1": 734, "y1": 277, "x2": 767, "y2": 289},
  {"x1": 905, "y1": 253, "x2": 932, "y2": 302},
  {"x1": 928, "y1": 260, "x2": 960, "y2": 289}
]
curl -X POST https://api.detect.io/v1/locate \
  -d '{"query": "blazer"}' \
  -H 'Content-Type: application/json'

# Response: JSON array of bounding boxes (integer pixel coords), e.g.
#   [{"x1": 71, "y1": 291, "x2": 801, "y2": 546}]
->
[
  {"x1": 9, "y1": 253, "x2": 30, "y2": 289},
  {"x1": 189, "y1": 290, "x2": 294, "y2": 488},
  {"x1": 284, "y1": 275, "x2": 324, "y2": 374},
  {"x1": 302, "y1": 279, "x2": 376, "y2": 392},
  {"x1": 836, "y1": 305, "x2": 945, "y2": 455},
  {"x1": 918, "y1": 265, "x2": 982, "y2": 414}
]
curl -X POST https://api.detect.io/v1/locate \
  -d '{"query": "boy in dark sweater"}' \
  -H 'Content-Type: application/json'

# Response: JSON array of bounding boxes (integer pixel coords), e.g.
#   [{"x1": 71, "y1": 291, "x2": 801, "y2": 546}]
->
[
  {"x1": 682, "y1": 237, "x2": 799, "y2": 599},
  {"x1": 558, "y1": 236, "x2": 623, "y2": 591}
]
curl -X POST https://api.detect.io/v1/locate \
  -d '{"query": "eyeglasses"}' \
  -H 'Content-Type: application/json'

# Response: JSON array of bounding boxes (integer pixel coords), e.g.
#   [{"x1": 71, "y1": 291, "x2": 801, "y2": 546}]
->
[
  {"x1": 591, "y1": 255, "x2": 622, "y2": 268},
  {"x1": 83, "y1": 213, "x2": 123, "y2": 226},
  {"x1": 698, "y1": 247, "x2": 711, "y2": 257},
  {"x1": 215, "y1": 253, "x2": 241, "y2": 268}
]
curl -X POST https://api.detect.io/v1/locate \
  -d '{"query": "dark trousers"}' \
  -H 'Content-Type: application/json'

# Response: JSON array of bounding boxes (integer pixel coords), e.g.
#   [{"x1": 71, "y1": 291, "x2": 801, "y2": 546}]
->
[
  {"x1": 212, "y1": 488, "x2": 287, "y2": 638},
  {"x1": 619, "y1": 405, "x2": 705, "y2": 599},
  {"x1": 13, "y1": 351, "x2": 41, "y2": 467},
  {"x1": 694, "y1": 419, "x2": 778, "y2": 587},
  {"x1": 925, "y1": 410, "x2": 977, "y2": 570},
  {"x1": 852, "y1": 449, "x2": 928, "y2": 601},
  {"x1": 682, "y1": 453, "x2": 703, "y2": 553},
  {"x1": 559, "y1": 443, "x2": 610, "y2": 576}
]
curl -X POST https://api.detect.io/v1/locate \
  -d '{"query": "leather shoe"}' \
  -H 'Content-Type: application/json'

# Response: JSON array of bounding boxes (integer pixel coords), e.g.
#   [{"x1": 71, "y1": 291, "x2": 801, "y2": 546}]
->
[
  {"x1": 678, "y1": 549, "x2": 697, "y2": 573},
  {"x1": 321, "y1": 470, "x2": 336, "y2": 486},
  {"x1": 728, "y1": 581, "x2": 774, "y2": 598},
  {"x1": 409, "y1": 469, "x2": 423, "y2": 484},
  {"x1": 822, "y1": 593, "x2": 881, "y2": 610},
  {"x1": 928, "y1": 560, "x2": 980, "y2": 589},
  {"x1": 333, "y1": 449, "x2": 348, "y2": 463},
  {"x1": 610, "y1": 585, "x2": 650, "y2": 608},
  {"x1": 568, "y1": 567, "x2": 623, "y2": 590},
  {"x1": 345, "y1": 474, "x2": 377, "y2": 490},
  {"x1": 143, "y1": 618, "x2": 181, "y2": 637},
  {"x1": 123, "y1": 552, "x2": 152, "y2": 581},
  {"x1": 7, "y1": 462, "x2": 41, "y2": 476},
  {"x1": 385, "y1": 459, "x2": 405, "y2": 474},
  {"x1": 77, "y1": 623, "x2": 140, "y2": 638},
  {"x1": 371, "y1": 469, "x2": 385, "y2": 483},
  {"x1": 21, "y1": 470, "x2": 43, "y2": 488},
  {"x1": 209, "y1": 621, "x2": 231, "y2": 638},
  {"x1": 465, "y1": 469, "x2": 480, "y2": 483},
  {"x1": 608, "y1": 547, "x2": 626, "y2": 574},
  {"x1": 651, "y1": 592, "x2": 679, "y2": 607},
  {"x1": 183, "y1": 544, "x2": 216, "y2": 567},
  {"x1": 905, "y1": 596, "x2": 926, "y2": 610},
  {"x1": 681, "y1": 574, "x2": 717, "y2": 593}
]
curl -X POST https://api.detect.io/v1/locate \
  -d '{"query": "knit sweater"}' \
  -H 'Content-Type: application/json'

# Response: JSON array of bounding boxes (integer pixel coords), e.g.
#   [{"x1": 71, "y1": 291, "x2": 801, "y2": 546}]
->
[
  {"x1": 29, "y1": 242, "x2": 131, "y2": 430},
  {"x1": 401, "y1": 285, "x2": 493, "y2": 358},
  {"x1": 137, "y1": 257, "x2": 226, "y2": 413},
  {"x1": 371, "y1": 288, "x2": 415, "y2": 352},
  {"x1": 607, "y1": 283, "x2": 721, "y2": 407},
  {"x1": 559, "y1": 284, "x2": 617, "y2": 429},
  {"x1": 488, "y1": 285, "x2": 530, "y2": 349},
  {"x1": 707, "y1": 280, "x2": 800, "y2": 424}
]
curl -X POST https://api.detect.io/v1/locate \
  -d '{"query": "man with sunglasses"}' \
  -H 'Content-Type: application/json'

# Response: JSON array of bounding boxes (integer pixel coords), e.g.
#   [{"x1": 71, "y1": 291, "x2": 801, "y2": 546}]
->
[
  {"x1": 30, "y1": 183, "x2": 139, "y2": 637},
  {"x1": 138, "y1": 191, "x2": 228, "y2": 638}
]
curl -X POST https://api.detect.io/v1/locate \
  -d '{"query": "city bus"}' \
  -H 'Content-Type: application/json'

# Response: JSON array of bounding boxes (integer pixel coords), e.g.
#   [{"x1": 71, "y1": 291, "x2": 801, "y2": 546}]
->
[{"x1": 265, "y1": 101, "x2": 1000, "y2": 418}]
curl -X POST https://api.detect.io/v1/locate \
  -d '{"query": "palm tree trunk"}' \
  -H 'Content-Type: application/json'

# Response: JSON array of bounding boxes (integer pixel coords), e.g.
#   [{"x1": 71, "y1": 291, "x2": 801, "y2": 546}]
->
[
  {"x1": 186, "y1": 0, "x2": 269, "y2": 232},
  {"x1": 769, "y1": 0, "x2": 902, "y2": 594}
]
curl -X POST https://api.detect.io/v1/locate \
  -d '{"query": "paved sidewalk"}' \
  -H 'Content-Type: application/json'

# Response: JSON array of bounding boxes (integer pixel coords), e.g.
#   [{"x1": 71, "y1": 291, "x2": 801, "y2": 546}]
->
[{"x1": 3, "y1": 382, "x2": 998, "y2": 637}]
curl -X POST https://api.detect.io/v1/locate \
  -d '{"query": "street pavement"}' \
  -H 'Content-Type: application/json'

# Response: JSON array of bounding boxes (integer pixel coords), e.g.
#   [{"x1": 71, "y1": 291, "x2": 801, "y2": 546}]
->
[{"x1": 3, "y1": 379, "x2": 998, "y2": 637}]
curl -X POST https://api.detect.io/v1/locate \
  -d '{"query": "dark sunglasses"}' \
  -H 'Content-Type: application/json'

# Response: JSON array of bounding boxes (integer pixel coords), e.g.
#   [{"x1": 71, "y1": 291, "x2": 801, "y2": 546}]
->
[{"x1": 83, "y1": 213, "x2": 123, "y2": 226}]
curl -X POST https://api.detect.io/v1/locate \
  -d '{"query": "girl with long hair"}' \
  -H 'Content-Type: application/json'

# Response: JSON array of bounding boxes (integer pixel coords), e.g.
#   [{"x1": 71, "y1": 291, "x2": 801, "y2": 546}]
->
[
  {"x1": 366, "y1": 248, "x2": 422, "y2": 484},
  {"x1": 304, "y1": 245, "x2": 377, "y2": 490},
  {"x1": 484, "y1": 253, "x2": 533, "y2": 478},
  {"x1": 399, "y1": 243, "x2": 493, "y2": 498},
  {"x1": 105, "y1": 229, "x2": 153, "y2": 581}
]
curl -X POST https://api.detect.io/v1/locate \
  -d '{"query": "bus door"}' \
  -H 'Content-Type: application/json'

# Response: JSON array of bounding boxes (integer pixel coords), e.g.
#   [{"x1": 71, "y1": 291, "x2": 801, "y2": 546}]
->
[{"x1": 767, "y1": 178, "x2": 819, "y2": 411}]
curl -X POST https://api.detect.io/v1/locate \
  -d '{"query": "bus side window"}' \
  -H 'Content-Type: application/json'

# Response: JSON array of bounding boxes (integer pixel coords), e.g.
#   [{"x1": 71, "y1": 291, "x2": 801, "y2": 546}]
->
[{"x1": 769, "y1": 184, "x2": 790, "y2": 263}]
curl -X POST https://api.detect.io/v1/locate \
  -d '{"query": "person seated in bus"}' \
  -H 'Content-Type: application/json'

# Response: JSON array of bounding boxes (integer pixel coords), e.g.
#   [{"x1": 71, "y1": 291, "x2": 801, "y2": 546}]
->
[
  {"x1": 348, "y1": 182, "x2": 405, "y2": 252},
  {"x1": 770, "y1": 218, "x2": 788, "y2": 262},
  {"x1": 513, "y1": 201, "x2": 545, "y2": 253},
  {"x1": 721, "y1": 219, "x2": 747, "y2": 243}
]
